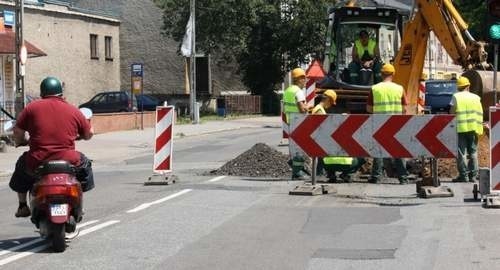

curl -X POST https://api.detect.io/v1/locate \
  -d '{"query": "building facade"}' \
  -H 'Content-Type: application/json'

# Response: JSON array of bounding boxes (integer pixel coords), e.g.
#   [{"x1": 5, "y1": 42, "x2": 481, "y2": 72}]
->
[{"x1": 0, "y1": 0, "x2": 120, "y2": 112}]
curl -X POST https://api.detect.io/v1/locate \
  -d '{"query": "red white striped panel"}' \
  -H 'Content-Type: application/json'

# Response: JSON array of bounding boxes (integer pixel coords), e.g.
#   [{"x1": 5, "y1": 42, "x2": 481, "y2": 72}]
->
[
  {"x1": 305, "y1": 81, "x2": 316, "y2": 107},
  {"x1": 288, "y1": 113, "x2": 457, "y2": 158},
  {"x1": 154, "y1": 106, "x2": 174, "y2": 173},
  {"x1": 281, "y1": 112, "x2": 289, "y2": 139},
  {"x1": 491, "y1": 107, "x2": 500, "y2": 190}
]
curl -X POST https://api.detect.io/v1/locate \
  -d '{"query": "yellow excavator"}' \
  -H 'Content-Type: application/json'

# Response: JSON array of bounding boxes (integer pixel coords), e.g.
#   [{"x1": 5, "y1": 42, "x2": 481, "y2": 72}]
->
[{"x1": 319, "y1": 0, "x2": 496, "y2": 116}]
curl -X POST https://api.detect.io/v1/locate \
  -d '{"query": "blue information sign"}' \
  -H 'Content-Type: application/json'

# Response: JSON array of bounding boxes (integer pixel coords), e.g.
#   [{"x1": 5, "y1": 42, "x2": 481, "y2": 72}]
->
[
  {"x1": 131, "y1": 63, "x2": 143, "y2": 77},
  {"x1": 4, "y1": 10, "x2": 15, "y2": 26}
]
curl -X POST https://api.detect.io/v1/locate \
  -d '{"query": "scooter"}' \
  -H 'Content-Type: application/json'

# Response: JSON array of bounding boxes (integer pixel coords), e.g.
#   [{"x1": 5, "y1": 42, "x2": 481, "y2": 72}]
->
[
  {"x1": 2, "y1": 107, "x2": 93, "y2": 252},
  {"x1": 30, "y1": 160, "x2": 83, "y2": 252}
]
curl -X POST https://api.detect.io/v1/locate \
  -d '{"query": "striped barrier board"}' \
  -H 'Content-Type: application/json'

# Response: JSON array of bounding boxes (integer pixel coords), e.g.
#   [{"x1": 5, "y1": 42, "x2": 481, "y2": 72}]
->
[
  {"x1": 281, "y1": 111, "x2": 289, "y2": 139},
  {"x1": 153, "y1": 106, "x2": 174, "y2": 173},
  {"x1": 289, "y1": 113, "x2": 457, "y2": 158},
  {"x1": 491, "y1": 107, "x2": 500, "y2": 191},
  {"x1": 305, "y1": 81, "x2": 316, "y2": 108}
]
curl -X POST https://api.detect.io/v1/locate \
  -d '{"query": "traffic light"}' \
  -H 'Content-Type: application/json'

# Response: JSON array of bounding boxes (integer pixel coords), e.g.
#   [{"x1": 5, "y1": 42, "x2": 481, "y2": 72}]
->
[{"x1": 488, "y1": 0, "x2": 500, "y2": 42}]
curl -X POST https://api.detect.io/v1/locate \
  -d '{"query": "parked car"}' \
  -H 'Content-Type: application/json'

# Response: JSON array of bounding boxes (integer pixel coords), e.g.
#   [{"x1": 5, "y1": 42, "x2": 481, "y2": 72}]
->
[
  {"x1": 79, "y1": 91, "x2": 137, "y2": 113},
  {"x1": 136, "y1": 94, "x2": 160, "y2": 111}
]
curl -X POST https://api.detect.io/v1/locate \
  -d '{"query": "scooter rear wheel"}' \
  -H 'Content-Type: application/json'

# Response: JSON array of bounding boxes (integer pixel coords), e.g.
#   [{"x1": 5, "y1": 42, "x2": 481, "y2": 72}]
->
[{"x1": 51, "y1": 223, "x2": 66, "y2": 252}]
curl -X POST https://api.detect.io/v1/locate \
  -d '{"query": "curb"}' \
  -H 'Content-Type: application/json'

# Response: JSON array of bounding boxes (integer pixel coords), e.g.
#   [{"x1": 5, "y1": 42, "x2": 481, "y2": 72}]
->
[{"x1": 173, "y1": 127, "x2": 247, "y2": 139}]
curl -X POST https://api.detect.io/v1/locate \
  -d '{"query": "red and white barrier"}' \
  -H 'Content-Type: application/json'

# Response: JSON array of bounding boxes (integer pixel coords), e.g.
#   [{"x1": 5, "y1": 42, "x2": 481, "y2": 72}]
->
[
  {"x1": 153, "y1": 106, "x2": 174, "y2": 173},
  {"x1": 490, "y1": 107, "x2": 500, "y2": 191},
  {"x1": 281, "y1": 111, "x2": 289, "y2": 139},
  {"x1": 417, "y1": 81, "x2": 426, "y2": 112},
  {"x1": 305, "y1": 81, "x2": 316, "y2": 108},
  {"x1": 288, "y1": 113, "x2": 457, "y2": 158}
]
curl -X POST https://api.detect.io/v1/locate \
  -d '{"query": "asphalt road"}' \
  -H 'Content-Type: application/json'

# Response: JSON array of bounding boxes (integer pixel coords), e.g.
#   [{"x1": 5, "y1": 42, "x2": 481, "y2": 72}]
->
[{"x1": 0, "y1": 125, "x2": 499, "y2": 270}]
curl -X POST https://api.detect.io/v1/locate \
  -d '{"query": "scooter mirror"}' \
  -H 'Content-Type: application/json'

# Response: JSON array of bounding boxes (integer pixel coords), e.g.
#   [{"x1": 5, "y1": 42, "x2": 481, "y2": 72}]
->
[
  {"x1": 79, "y1": 108, "x2": 93, "y2": 120},
  {"x1": 3, "y1": 120, "x2": 15, "y2": 133}
]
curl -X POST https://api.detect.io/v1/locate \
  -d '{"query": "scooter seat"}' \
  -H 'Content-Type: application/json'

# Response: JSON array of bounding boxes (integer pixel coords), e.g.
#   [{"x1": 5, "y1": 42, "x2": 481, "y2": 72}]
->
[{"x1": 37, "y1": 160, "x2": 76, "y2": 176}]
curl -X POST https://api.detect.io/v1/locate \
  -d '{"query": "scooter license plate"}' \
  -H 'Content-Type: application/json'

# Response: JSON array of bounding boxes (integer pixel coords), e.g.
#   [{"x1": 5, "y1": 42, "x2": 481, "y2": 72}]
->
[{"x1": 50, "y1": 204, "x2": 68, "y2": 217}]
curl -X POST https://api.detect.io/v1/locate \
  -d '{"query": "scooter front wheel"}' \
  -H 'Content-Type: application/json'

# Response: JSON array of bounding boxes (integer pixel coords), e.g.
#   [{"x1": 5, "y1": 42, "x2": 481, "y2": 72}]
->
[{"x1": 51, "y1": 223, "x2": 66, "y2": 252}]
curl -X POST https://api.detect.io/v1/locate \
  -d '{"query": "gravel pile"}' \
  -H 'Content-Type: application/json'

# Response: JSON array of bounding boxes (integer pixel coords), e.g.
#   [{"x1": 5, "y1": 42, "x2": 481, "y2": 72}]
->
[{"x1": 210, "y1": 143, "x2": 291, "y2": 178}]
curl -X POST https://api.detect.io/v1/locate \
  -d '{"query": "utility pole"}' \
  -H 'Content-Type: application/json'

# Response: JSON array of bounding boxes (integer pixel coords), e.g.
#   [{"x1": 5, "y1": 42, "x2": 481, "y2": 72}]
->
[
  {"x1": 14, "y1": 0, "x2": 24, "y2": 117},
  {"x1": 189, "y1": 0, "x2": 199, "y2": 124}
]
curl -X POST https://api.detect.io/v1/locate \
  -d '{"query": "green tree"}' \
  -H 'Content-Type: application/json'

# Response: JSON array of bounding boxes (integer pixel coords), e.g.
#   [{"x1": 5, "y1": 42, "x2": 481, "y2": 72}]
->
[
  {"x1": 154, "y1": 0, "x2": 334, "y2": 99},
  {"x1": 453, "y1": 0, "x2": 487, "y2": 41}
]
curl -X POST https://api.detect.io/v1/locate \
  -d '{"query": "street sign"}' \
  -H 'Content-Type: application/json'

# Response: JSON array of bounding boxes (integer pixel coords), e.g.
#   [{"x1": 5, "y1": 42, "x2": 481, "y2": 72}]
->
[
  {"x1": 289, "y1": 113, "x2": 457, "y2": 158},
  {"x1": 3, "y1": 10, "x2": 14, "y2": 26},
  {"x1": 131, "y1": 63, "x2": 143, "y2": 95},
  {"x1": 131, "y1": 63, "x2": 143, "y2": 77}
]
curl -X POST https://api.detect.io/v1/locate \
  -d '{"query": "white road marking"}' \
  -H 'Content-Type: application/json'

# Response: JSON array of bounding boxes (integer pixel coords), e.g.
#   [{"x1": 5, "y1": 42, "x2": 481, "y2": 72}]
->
[
  {"x1": 126, "y1": 189, "x2": 192, "y2": 213},
  {"x1": 206, "y1": 176, "x2": 226, "y2": 183},
  {"x1": 0, "y1": 239, "x2": 44, "y2": 257},
  {"x1": 0, "y1": 243, "x2": 48, "y2": 266},
  {"x1": 78, "y1": 220, "x2": 120, "y2": 237},
  {"x1": 0, "y1": 219, "x2": 99, "y2": 257},
  {"x1": 0, "y1": 220, "x2": 118, "y2": 266},
  {"x1": 66, "y1": 219, "x2": 101, "y2": 238}
]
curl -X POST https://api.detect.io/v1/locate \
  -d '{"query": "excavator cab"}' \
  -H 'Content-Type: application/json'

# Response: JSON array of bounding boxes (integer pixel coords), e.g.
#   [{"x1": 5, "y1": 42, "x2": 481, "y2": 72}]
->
[{"x1": 319, "y1": 6, "x2": 405, "y2": 113}]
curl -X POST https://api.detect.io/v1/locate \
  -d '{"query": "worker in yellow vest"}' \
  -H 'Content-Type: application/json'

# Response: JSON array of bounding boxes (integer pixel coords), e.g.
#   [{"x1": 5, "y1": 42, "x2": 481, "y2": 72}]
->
[
  {"x1": 311, "y1": 90, "x2": 366, "y2": 182},
  {"x1": 283, "y1": 68, "x2": 310, "y2": 123},
  {"x1": 283, "y1": 68, "x2": 312, "y2": 180},
  {"x1": 366, "y1": 63, "x2": 409, "y2": 184},
  {"x1": 450, "y1": 76, "x2": 483, "y2": 182},
  {"x1": 348, "y1": 30, "x2": 381, "y2": 84}
]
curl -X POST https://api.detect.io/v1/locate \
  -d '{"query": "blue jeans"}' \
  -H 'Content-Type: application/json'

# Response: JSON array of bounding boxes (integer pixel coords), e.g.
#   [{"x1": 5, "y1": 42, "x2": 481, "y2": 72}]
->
[{"x1": 456, "y1": 131, "x2": 478, "y2": 180}]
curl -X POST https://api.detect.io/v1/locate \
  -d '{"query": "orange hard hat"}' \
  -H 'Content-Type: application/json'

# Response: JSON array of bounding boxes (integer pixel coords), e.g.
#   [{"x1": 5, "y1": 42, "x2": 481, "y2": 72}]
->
[
  {"x1": 323, "y1": 90, "x2": 337, "y2": 105},
  {"x1": 381, "y1": 63, "x2": 395, "y2": 75},
  {"x1": 291, "y1": 68, "x2": 306, "y2": 79}
]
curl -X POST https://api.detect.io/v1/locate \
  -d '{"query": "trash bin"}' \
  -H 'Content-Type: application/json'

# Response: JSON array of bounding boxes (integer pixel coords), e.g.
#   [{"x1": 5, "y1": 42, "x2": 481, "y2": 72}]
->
[
  {"x1": 216, "y1": 98, "x2": 226, "y2": 117},
  {"x1": 425, "y1": 80, "x2": 457, "y2": 114}
]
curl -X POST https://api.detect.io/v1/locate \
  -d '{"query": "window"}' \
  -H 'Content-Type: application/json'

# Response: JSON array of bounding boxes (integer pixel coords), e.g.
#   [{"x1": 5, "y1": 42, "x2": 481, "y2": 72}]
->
[
  {"x1": 90, "y1": 34, "x2": 98, "y2": 59},
  {"x1": 105, "y1": 36, "x2": 113, "y2": 61}
]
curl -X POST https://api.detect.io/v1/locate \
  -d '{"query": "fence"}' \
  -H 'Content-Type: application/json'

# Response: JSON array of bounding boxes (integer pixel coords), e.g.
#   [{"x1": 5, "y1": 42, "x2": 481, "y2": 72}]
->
[{"x1": 221, "y1": 95, "x2": 262, "y2": 115}]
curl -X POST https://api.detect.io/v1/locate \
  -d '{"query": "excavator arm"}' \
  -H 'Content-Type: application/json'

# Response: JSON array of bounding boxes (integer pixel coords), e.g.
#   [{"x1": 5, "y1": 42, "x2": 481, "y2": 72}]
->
[{"x1": 393, "y1": 0, "x2": 489, "y2": 114}]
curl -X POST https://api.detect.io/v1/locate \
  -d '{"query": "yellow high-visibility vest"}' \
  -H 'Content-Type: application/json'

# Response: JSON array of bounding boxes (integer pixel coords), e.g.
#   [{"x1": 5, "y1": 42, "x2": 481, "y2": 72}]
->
[
  {"x1": 311, "y1": 104, "x2": 326, "y2": 114},
  {"x1": 454, "y1": 91, "x2": 483, "y2": 135},
  {"x1": 372, "y1": 81, "x2": 404, "y2": 114},
  {"x1": 355, "y1": 39, "x2": 376, "y2": 59},
  {"x1": 323, "y1": 156, "x2": 353, "y2": 165},
  {"x1": 283, "y1": 85, "x2": 301, "y2": 123}
]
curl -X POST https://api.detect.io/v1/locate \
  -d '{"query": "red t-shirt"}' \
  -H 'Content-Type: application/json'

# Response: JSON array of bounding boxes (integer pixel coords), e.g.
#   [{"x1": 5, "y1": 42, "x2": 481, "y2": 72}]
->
[{"x1": 16, "y1": 96, "x2": 91, "y2": 171}]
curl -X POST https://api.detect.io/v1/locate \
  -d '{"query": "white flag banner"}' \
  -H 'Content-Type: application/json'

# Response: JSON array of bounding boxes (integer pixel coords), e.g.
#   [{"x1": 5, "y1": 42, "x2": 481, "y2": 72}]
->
[{"x1": 181, "y1": 13, "x2": 192, "y2": 57}]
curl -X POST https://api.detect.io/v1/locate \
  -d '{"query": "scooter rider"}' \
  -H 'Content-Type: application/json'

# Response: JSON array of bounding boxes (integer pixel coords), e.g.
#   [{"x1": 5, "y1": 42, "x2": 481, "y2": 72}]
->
[{"x1": 9, "y1": 76, "x2": 94, "y2": 218}]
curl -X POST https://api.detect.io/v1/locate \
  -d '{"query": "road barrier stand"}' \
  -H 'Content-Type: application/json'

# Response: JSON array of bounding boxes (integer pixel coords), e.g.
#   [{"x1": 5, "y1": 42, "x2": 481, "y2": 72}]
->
[
  {"x1": 483, "y1": 106, "x2": 500, "y2": 207},
  {"x1": 288, "y1": 113, "x2": 457, "y2": 197},
  {"x1": 144, "y1": 105, "x2": 178, "y2": 185}
]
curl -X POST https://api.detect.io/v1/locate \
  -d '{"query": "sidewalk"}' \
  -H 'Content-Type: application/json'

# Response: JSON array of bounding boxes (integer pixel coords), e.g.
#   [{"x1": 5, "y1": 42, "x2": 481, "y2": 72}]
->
[{"x1": 0, "y1": 116, "x2": 281, "y2": 177}]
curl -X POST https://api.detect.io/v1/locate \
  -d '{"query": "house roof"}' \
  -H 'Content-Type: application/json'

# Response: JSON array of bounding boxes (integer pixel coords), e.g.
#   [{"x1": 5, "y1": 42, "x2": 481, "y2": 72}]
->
[{"x1": 0, "y1": 30, "x2": 47, "y2": 57}]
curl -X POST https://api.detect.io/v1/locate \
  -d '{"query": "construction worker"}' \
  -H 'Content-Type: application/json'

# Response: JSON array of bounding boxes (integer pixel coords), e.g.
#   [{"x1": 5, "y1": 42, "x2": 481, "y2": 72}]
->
[
  {"x1": 449, "y1": 76, "x2": 483, "y2": 182},
  {"x1": 312, "y1": 90, "x2": 366, "y2": 182},
  {"x1": 366, "y1": 63, "x2": 409, "y2": 184},
  {"x1": 283, "y1": 68, "x2": 312, "y2": 180},
  {"x1": 283, "y1": 68, "x2": 310, "y2": 122},
  {"x1": 348, "y1": 30, "x2": 382, "y2": 85}
]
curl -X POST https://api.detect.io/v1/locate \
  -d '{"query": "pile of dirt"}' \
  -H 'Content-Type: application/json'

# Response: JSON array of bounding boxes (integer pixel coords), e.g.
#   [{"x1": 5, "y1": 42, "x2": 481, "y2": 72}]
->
[{"x1": 210, "y1": 143, "x2": 291, "y2": 178}]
